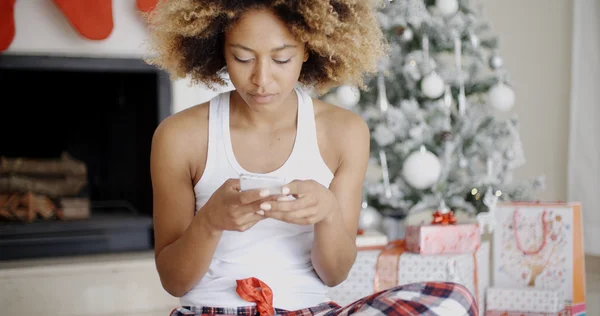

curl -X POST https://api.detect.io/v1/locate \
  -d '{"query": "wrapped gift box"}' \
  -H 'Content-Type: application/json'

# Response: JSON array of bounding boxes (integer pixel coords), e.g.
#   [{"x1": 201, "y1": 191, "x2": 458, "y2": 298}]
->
[
  {"x1": 328, "y1": 239, "x2": 489, "y2": 316},
  {"x1": 486, "y1": 287, "x2": 565, "y2": 313},
  {"x1": 394, "y1": 240, "x2": 489, "y2": 316},
  {"x1": 485, "y1": 309, "x2": 571, "y2": 316},
  {"x1": 405, "y1": 223, "x2": 480, "y2": 255}
]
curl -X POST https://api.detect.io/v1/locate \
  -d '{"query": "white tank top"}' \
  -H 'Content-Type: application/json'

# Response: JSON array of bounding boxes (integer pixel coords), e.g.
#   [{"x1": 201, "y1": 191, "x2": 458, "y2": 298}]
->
[{"x1": 180, "y1": 87, "x2": 335, "y2": 310}]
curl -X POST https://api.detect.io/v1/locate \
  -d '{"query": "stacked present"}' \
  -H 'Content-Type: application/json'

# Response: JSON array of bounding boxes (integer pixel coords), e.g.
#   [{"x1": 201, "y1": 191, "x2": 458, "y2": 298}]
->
[
  {"x1": 329, "y1": 207, "x2": 489, "y2": 316},
  {"x1": 485, "y1": 202, "x2": 587, "y2": 315},
  {"x1": 485, "y1": 287, "x2": 570, "y2": 315},
  {"x1": 328, "y1": 202, "x2": 588, "y2": 316}
]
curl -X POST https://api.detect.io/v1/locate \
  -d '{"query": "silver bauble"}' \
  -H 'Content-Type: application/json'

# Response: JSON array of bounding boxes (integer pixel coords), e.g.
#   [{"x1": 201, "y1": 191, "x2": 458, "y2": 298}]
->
[
  {"x1": 334, "y1": 85, "x2": 360, "y2": 108},
  {"x1": 358, "y1": 206, "x2": 383, "y2": 231},
  {"x1": 489, "y1": 55, "x2": 504, "y2": 70},
  {"x1": 402, "y1": 147, "x2": 442, "y2": 190},
  {"x1": 435, "y1": 0, "x2": 459, "y2": 17},
  {"x1": 488, "y1": 83, "x2": 515, "y2": 111},
  {"x1": 401, "y1": 28, "x2": 414, "y2": 42}
]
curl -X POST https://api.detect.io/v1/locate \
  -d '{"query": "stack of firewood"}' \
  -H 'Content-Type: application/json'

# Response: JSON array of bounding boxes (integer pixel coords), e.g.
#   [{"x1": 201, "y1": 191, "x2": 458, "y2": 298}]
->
[{"x1": 0, "y1": 152, "x2": 90, "y2": 222}]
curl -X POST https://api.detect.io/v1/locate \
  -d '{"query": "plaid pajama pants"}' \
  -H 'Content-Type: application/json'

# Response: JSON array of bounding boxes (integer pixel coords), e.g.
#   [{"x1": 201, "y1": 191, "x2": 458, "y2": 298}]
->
[{"x1": 170, "y1": 281, "x2": 478, "y2": 316}]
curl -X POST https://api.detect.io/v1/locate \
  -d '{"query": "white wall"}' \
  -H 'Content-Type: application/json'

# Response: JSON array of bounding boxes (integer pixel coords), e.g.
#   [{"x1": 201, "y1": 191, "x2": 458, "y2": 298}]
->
[
  {"x1": 567, "y1": 0, "x2": 600, "y2": 256},
  {"x1": 484, "y1": 0, "x2": 573, "y2": 203},
  {"x1": 5, "y1": 0, "x2": 227, "y2": 114}
]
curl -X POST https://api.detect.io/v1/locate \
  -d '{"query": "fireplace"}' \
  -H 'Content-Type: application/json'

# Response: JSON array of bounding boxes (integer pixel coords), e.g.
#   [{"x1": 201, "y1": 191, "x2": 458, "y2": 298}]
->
[{"x1": 0, "y1": 54, "x2": 171, "y2": 260}]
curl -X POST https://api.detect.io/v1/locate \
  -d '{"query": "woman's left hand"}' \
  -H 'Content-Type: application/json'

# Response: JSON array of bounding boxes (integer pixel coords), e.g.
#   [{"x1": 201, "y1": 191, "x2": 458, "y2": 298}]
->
[{"x1": 260, "y1": 180, "x2": 337, "y2": 225}]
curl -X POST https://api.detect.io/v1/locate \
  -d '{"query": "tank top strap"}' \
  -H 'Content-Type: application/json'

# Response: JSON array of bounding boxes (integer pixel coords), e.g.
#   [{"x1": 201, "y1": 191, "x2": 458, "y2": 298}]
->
[
  {"x1": 200, "y1": 91, "x2": 229, "y2": 186},
  {"x1": 294, "y1": 87, "x2": 319, "y2": 150},
  {"x1": 210, "y1": 91, "x2": 230, "y2": 143}
]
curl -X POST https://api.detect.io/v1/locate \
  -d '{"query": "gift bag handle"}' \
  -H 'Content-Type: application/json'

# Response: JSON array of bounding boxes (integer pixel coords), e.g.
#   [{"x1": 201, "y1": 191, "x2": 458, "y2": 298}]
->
[{"x1": 513, "y1": 209, "x2": 549, "y2": 255}]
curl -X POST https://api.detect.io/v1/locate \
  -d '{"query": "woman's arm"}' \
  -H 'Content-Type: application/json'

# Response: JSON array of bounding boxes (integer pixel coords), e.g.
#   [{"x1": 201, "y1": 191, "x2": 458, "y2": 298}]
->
[
  {"x1": 150, "y1": 109, "x2": 222, "y2": 297},
  {"x1": 310, "y1": 112, "x2": 370, "y2": 287}
]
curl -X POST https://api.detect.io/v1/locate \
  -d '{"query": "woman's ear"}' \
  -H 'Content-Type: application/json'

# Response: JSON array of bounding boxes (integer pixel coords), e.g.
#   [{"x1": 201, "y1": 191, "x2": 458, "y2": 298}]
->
[{"x1": 303, "y1": 52, "x2": 309, "y2": 62}]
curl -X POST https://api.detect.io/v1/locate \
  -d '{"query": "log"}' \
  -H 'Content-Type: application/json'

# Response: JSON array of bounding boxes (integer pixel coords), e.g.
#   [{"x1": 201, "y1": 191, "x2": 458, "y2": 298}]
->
[
  {"x1": 57, "y1": 198, "x2": 91, "y2": 220},
  {"x1": 0, "y1": 174, "x2": 87, "y2": 198},
  {"x1": 0, "y1": 152, "x2": 87, "y2": 177},
  {"x1": 0, "y1": 192, "x2": 58, "y2": 222}
]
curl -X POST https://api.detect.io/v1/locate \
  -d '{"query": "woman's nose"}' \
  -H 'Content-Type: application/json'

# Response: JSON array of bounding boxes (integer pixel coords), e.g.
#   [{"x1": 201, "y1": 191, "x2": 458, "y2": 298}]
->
[{"x1": 252, "y1": 60, "x2": 274, "y2": 88}]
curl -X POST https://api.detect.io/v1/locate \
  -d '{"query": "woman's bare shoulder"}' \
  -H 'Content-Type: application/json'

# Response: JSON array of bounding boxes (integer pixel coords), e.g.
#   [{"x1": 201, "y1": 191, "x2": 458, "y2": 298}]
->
[
  {"x1": 313, "y1": 98, "x2": 369, "y2": 142},
  {"x1": 153, "y1": 102, "x2": 210, "y2": 147},
  {"x1": 312, "y1": 97, "x2": 370, "y2": 171},
  {"x1": 151, "y1": 102, "x2": 211, "y2": 180}
]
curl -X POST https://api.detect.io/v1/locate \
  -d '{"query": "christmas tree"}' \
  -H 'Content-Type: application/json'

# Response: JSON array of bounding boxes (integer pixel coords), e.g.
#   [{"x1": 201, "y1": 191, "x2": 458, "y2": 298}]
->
[{"x1": 323, "y1": 0, "x2": 544, "y2": 221}]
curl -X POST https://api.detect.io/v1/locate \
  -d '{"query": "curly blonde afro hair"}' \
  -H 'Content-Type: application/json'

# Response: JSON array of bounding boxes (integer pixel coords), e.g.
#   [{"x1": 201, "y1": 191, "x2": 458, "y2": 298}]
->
[{"x1": 143, "y1": 0, "x2": 389, "y2": 94}]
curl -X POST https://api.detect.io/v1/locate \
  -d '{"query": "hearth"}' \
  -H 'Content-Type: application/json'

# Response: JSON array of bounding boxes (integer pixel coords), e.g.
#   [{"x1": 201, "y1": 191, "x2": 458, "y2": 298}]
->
[{"x1": 0, "y1": 54, "x2": 171, "y2": 260}]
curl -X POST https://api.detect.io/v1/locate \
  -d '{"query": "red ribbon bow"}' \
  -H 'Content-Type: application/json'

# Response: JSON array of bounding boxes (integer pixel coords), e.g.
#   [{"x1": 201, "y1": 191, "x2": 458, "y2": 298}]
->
[
  {"x1": 431, "y1": 210, "x2": 457, "y2": 225},
  {"x1": 236, "y1": 277, "x2": 275, "y2": 316}
]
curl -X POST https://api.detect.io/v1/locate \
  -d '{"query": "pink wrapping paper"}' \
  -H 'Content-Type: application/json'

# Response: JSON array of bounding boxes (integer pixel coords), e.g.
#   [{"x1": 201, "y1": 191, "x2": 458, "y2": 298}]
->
[{"x1": 405, "y1": 223, "x2": 480, "y2": 255}]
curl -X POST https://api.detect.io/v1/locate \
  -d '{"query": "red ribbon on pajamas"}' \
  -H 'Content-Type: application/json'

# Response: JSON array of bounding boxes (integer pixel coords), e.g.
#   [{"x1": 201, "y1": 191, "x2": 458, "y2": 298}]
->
[{"x1": 236, "y1": 277, "x2": 275, "y2": 316}]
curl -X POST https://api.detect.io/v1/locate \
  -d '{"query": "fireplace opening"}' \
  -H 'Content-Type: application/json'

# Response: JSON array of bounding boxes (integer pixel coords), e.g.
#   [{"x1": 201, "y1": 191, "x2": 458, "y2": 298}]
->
[{"x1": 0, "y1": 55, "x2": 171, "y2": 260}]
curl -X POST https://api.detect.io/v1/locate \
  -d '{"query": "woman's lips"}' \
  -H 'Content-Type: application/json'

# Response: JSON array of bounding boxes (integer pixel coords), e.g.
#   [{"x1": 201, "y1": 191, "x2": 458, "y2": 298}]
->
[{"x1": 249, "y1": 93, "x2": 276, "y2": 104}]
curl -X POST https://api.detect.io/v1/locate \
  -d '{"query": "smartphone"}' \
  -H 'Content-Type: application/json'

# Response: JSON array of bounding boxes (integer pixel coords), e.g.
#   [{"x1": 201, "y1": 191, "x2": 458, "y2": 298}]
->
[{"x1": 239, "y1": 173, "x2": 286, "y2": 195}]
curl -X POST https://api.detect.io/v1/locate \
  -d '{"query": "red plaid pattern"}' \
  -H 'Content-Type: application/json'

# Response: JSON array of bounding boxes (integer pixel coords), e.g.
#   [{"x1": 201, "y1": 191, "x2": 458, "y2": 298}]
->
[{"x1": 170, "y1": 281, "x2": 478, "y2": 316}]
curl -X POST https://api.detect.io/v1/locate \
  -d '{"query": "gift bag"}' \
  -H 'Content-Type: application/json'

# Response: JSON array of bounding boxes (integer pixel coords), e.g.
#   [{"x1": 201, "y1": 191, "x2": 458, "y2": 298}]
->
[{"x1": 492, "y1": 202, "x2": 586, "y2": 315}]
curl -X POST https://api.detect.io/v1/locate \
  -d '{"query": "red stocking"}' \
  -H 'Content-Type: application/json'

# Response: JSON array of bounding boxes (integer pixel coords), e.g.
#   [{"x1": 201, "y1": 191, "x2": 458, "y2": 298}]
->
[
  {"x1": 137, "y1": 0, "x2": 159, "y2": 13},
  {"x1": 0, "y1": 0, "x2": 16, "y2": 51},
  {"x1": 52, "y1": 0, "x2": 113, "y2": 40}
]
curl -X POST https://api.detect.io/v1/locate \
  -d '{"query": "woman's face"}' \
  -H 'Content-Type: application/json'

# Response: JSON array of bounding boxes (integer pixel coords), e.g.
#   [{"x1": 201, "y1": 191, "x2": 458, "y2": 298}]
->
[{"x1": 224, "y1": 8, "x2": 308, "y2": 109}]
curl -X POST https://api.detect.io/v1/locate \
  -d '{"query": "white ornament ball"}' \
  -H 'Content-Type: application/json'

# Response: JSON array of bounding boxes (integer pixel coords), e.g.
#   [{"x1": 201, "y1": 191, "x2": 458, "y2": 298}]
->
[
  {"x1": 322, "y1": 93, "x2": 339, "y2": 106},
  {"x1": 358, "y1": 206, "x2": 383, "y2": 231},
  {"x1": 401, "y1": 28, "x2": 414, "y2": 42},
  {"x1": 435, "y1": 0, "x2": 459, "y2": 16},
  {"x1": 402, "y1": 148, "x2": 442, "y2": 190},
  {"x1": 421, "y1": 72, "x2": 445, "y2": 99},
  {"x1": 489, "y1": 83, "x2": 515, "y2": 111},
  {"x1": 334, "y1": 85, "x2": 360, "y2": 108},
  {"x1": 489, "y1": 55, "x2": 504, "y2": 70}
]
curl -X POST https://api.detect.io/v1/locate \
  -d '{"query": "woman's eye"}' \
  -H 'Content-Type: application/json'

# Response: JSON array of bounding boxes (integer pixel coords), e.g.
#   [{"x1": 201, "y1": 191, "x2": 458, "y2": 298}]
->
[
  {"x1": 274, "y1": 59, "x2": 291, "y2": 64},
  {"x1": 234, "y1": 56, "x2": 252, "y2": 63}
]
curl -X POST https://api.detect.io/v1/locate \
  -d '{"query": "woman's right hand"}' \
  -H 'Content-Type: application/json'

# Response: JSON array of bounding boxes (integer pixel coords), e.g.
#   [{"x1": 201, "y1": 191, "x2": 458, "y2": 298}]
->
[{"x1": 197, "y1": 178, "x2": 275, "y2": 233}]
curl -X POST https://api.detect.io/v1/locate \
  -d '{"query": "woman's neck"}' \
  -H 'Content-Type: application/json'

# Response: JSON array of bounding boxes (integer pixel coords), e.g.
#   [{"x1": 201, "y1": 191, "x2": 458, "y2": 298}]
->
[{"x1": 230, "y1": 90, "x2": 298, "y2": 131}]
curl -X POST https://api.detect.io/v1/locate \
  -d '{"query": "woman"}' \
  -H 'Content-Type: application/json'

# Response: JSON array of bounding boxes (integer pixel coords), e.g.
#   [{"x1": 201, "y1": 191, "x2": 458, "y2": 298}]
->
[{"x1": 145, "y1": 0, "x2": 477, "y2": 315}]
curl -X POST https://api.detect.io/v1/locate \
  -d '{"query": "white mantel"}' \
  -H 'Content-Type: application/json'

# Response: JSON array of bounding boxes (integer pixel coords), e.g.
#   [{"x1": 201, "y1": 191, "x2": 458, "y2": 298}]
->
[
  {"x1": 0, "y1": 251, "x2": 178, "y2": 316},
  {"x1": 5, "y1": 0, "x2": 230, "y2": 114}
]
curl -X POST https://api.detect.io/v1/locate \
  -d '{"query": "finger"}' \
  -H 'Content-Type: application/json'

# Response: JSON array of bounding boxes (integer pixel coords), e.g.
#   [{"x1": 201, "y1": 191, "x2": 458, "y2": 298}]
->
[
  {"x1": 237, "y1": 211, "x2": 265, "y2": 226},
  {"x1": 280, "y1": 179, "x2": 308, "y2": 196},
  {"x1": 237, "y1": 188, "x2": 274, "y2": 205},
  {"x1": 226, "y1": 178, "x2": 241, "y2": 191},
  {"x1": 271, "y1": 207, "x2": 318, "y2": 221},
  {"x1": 264, "y1": 207, "x2": 319, "y2": 225},
  {"x1": 236, "y1": 195, "x2": 283, "y2": 214},
  {"x1": 235, "y1": 215, "x2": 264, "y2": 232},
  {"x1": 259, "y1": 194, "x2": 316, "y2": 212}
]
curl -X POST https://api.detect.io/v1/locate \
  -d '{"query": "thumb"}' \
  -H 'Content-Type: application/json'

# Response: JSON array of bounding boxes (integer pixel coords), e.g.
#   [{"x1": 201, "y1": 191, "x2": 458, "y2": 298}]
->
[{"x1": 225, "y1": 178, "x2": 241, "y2": 191}]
